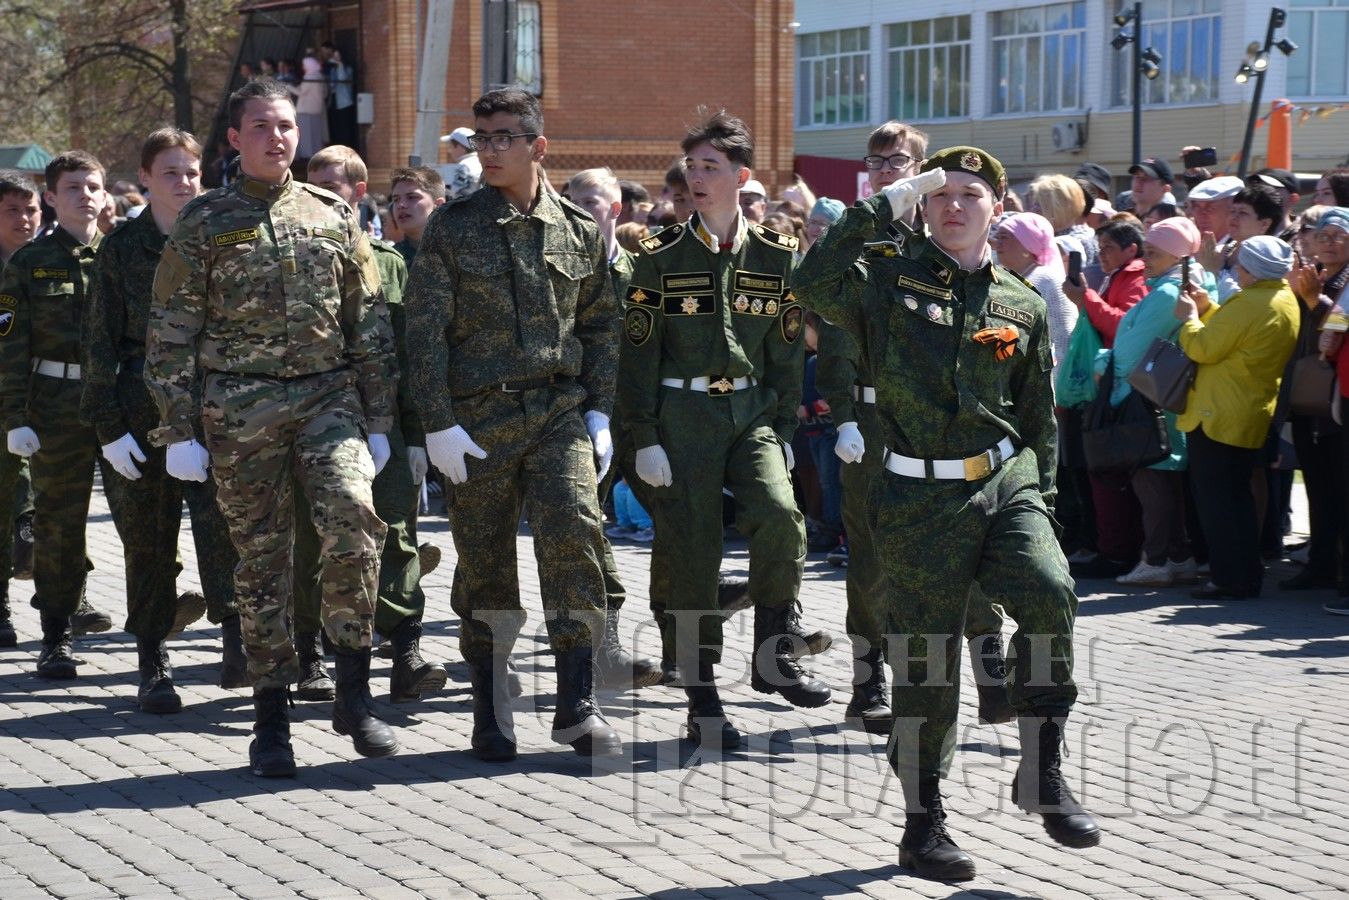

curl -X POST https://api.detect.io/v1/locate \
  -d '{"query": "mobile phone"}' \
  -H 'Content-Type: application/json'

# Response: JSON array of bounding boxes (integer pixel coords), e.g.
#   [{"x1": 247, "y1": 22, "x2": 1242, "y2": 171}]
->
[
  {"x1": 1183, "y1": 147, "x2": 1218, "y2": 169},
  {"x1": 1067, "y1": 251, "x2": 1083, "y2": 286},
  {"x1": 1181, "y1": 255, "x2": 1192, "y2": 286}
]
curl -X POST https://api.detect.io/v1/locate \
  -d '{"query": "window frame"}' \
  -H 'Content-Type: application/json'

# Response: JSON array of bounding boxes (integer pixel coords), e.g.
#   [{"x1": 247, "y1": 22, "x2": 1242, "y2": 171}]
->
[
  {"x1": 988, "y1": 3, "x2": 1088, "y2": 116},
  {"x1": 1286, "y1": 2, "x2": 1349, "y2": 100},
  {"x1": 795, "y1": 27, "x2": 872, "y2": 129},
  {"x1": 482, "y1": 0, "x2": 542, "y2": 95},
  {"x1": 1107, "y1": 0, "x2": 1224, "y2": 109},
  {"x1": 883, "y1": 15, "x2": 972, "y2": 123}
]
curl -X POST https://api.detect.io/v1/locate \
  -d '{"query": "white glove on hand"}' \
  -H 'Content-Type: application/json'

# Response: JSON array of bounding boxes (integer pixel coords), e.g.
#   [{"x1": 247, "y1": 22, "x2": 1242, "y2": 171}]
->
[
  {"x1": 367, "y1": 433, "x2": 390, "y2": 476},
  {"x1": 834, "y1": 421, "x2": 865, "y2": 464},
  {"x1": 165, "y1": 439, "x2": 210, "y2": 482},
  {"x1": 101, "y1": 432, "x2": 147, "y2": 480},
  {"x1": 407, "y1": 446, "x2": 428, "y2": 485},
  {"x1": 635, "y1": 444, "x2": 673, "y2": 488},
  {"x1": 783, "y1": 441, "x2": 796, "y2": 472},
  {"x1": 881, "y1": 168, "x2": 947, "y2": 221},
  {"x1": 426, "y1": 425, "x2": 487, "y2": 485},
  {"x1": 583, "y1": 410, "x2": 613, "y2": 483},
  {"x1": 7, "y1": 426, "x2": 40, "y2": 458}
]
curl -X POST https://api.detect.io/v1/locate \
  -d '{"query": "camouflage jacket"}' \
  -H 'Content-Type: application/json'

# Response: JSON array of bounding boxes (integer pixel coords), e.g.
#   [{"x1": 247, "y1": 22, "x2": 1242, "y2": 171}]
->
[
  {"x1": 370, "y1": 237, "x2": 423, "y2": 447},
  {"x1": 403, "y1": 182, "x2": 617, "y2": 433},
  {"x1": 0, "y1": 226, "x2": 102, "y2": 430},
  {"x1": 617, "y1": 212, "x2": 804, "y2": 449},
  {"x1": 144, "y1": 173, "x2": 394, "y2": 445},
  {"x1": 610, "y1": 246, "x2": 635, "y2": 300},
  {"x1": 793, "y1": 194, "x2": 1057, "y2": 500}
]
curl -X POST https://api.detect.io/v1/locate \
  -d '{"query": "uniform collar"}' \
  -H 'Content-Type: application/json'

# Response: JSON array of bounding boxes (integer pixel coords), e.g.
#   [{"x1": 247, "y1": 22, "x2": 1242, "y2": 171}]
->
[
  {"x1": 688, "y1": 210, "x2": 748, "y2": 254},
  {"x1": 235, "y1": 171, "x2": 293, "y2": 203},
  {"x1": 490, "y1": 181, "x2": 564, "y2": 227},
  {"x1": 50, "y1": 224, "x2": 101, "y2": 256},
  {"x1": 128, "y1": 206, "x2": 165, "y2": 248}
]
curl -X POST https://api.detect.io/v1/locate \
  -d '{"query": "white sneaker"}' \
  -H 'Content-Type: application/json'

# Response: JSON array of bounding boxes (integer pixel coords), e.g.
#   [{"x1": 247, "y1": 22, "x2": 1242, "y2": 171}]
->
[
  {"x1": 1116, "y1": 560, "x2": 1173, "y2": 586},
  {"x1": 1168, "y1": 557, "x2": 1199, "y2": 583}
]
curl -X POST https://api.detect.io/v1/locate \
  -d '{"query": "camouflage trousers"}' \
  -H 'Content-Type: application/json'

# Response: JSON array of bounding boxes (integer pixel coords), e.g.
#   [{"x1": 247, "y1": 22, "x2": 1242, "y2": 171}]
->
[
  {"x1": 201, "y1": 370, "x2": 385, "y2": 690},
  {"x1": 0, "y1": 452, "x2": 32, "y2": 582},
  {"x1": 295, "y1": 416, "x2": 423, "y2": 637},
  {"x1": 445, "y1": 387, "x2": 605, "y2": 663},
  {"x1": 103, "y1": 367, "x2": 238, "y2": 640},
  {"x1": 871, "y1": 448, "x2": 1077, "y2": 788}
]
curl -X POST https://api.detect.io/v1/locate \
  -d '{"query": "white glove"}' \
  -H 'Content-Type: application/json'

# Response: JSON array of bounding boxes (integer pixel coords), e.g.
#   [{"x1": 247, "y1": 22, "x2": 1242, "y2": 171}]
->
[
  {"x1": 635, "y1": 444, "x2": 672, "y2": 488},
  {"x1": 367, "y1": 433, "x2": 390, "y2": 475},
  {"x1": 583, "y1": 410, "x2": 613, "y2": 483},
  {"x1": 165, "y1": 439, "x2": 210, "y2": 482},
  {"x1": 881, "y1": 168, "x2": 946, "y2": 221},
  {"x1": 783, "y1": 441, "x2": 796, "y2": 472},
  {"x1": 101, "y1": 432, "x2": 147, "y2": 480},
  {"x1": 426, "y1": 425, "x2": 487, "y2": 485},
  {"x1": 834, "y1": 422, "x2": 865, "y2": 464},
  {"x1": 407, "y1": 446, "x2": 428, "y2": 485},
  {"x1": 7, "y1": 426, "x2": 40, "y2": 458}
]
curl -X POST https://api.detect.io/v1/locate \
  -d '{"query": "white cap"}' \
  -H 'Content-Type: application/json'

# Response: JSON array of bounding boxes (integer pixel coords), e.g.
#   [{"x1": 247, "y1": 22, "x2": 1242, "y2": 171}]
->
[
  {"x1": 739, "y1": 179, "x2": 767, "y2": 198},
  {"x1": 439, "y1": 126, "x2": 475, "y2": 148},
  {"x1": 1187, "y1": 175, "x2": 1244, "y2": 202},
  {"x1": 1091, "y1": 198, "x2": 1116, "y2": 217}
]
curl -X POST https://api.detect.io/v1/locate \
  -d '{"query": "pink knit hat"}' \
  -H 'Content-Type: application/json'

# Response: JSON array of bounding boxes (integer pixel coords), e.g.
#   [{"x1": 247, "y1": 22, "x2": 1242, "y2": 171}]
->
[
  {"x1": 1145, "y1": 216, "x2": 1201, "y2": 258},
  {"x1": 999, "y1": 213, "x2": 1058, "y2": 267}
]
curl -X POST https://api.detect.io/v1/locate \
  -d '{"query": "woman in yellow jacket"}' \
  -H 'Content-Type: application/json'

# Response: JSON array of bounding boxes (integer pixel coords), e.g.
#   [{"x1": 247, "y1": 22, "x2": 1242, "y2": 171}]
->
[{"x1": 1173, "y1": 235, "x2": 1300, "y2": 600}]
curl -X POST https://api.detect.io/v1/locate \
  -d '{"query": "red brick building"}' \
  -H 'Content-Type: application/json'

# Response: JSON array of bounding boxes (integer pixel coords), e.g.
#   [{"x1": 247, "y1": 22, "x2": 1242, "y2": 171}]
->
[{"x1": 224, "y1": 0, "x2": 796, "y2": 195}]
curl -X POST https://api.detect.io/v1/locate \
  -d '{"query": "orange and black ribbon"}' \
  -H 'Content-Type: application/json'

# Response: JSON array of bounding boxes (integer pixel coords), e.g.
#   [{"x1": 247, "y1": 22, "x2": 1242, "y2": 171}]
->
[{"x1": 973, "y1": 325, "x2": 1019, "y2": 361}]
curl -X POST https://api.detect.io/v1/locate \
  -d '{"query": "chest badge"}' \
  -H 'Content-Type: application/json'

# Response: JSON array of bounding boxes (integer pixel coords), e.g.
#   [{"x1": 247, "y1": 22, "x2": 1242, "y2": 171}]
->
[
  {"x1": 927, "y1": 303, "x2": 943, "y2": 322},
  {"x1": 750, "y1": 297, "x2": 764, "y2": 314},
  {"x1": 973, "y1": 325, "x2": 1020, "y2": 361},
  {"x1": 904, "y1": 295, "x2": 918, "y2": 311},
  {"x1": 765, "y1": 298, "x2": 779, "y2": 315},
  {"x1": 681, "y1": 296, "x2": 701, "y2": 315},
  {"x1": 734, "y1": 294, "x2": 749, "y2": 312}
]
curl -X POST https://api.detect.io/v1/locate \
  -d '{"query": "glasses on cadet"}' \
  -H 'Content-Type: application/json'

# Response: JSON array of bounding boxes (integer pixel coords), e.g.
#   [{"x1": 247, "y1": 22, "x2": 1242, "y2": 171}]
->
[
  {"x1": 468, "y1": 132, "x2": 536, "y2": 152},
  {"x1": 863, "y1": 153, "x2": 916, "y2": 171}
]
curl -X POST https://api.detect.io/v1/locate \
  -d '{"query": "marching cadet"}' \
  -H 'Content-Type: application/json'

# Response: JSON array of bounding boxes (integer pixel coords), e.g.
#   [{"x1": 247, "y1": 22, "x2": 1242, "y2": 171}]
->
[
  {"x1": 617, "y1": 110, "x2": 831, "y2": 750},
  {"x1": 146, "y1": 78, "x2": 398, "y2": 776},
  {"x1": 404, "y1": 88, "x2": 620, "y2": 762},
  {"x1": 795, "y1": 147, "x2": 1100, "y2": 881},
  {"x1": 81, "y1": 128, "x2": 246, "y2": 710}
]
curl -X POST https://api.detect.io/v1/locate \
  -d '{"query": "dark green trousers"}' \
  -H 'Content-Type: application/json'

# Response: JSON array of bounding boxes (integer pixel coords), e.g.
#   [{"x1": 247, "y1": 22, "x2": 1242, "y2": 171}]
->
[{"x1": 0, "y1": 452, "x2": 32, "y2": 582}]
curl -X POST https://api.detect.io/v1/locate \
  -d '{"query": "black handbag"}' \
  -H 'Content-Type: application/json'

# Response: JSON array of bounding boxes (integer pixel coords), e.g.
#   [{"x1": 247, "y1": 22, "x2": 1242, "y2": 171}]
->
[
  {"x1": 1289, "y1": 353, "x2": 1337, "y2": 419},
  {"x1": 1081, "y1": 356, "x2": 1171, "y2": 472},
  {"x1": 1127, "y1": 335, "x2": 1196, "y2": 414}
]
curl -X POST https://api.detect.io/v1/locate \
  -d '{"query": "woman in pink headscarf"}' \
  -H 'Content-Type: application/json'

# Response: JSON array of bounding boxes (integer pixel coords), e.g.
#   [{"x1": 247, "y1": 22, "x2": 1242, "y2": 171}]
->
[{"x1": 992, "y1": 212, "x2": 1078, "y2": 382}]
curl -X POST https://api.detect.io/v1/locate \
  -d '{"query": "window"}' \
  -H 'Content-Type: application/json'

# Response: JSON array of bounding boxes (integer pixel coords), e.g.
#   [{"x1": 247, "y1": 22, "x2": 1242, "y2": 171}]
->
[
  {"x1": 1288, "y1": 1, "x2": 1349, "y2": 98},
  {"x1": 885, "y1": 16, "x2": 971, "y2": 121},
  {"x1": 1109, "y1": 0, "x2": 1223, "y2": 107},
  {"x1": 483, "y1": 0, "x2": 542, "y2": 94},
  {"x1": 796, "y1": 28, "x2": 870, "y2": 127},
  {"x1": 990, "y1": 3, "x2": 1087, "y2": 114}
]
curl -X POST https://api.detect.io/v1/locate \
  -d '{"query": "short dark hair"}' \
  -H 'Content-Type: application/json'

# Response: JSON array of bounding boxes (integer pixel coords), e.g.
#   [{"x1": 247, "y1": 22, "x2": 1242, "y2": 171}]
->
[
  {"x1": 619, "y1": 179, "x2": 649, "y2": 207},
  {"x1": 0, "y1": 169, "x2": 38, "y2": 202},
  {"x1": 1233, "y1": 185, "x2": 1283, "y2": 233},
  {"x1": 681, "y1": 108, "x2": 754, "y2": 170},
  {"x1": 663, "y1": 161, "x2": 688, "y2": 192},
  {"x1": 228, "y1": 78, "x2": 296, "y2": 131},
  {"x1": 1325, "y1": 170, "x2": 1349, "y2": 207},
  {"x1": 866, "y1": 120, "x2": 929, "y2": 158},
  {"x1": 390, "y1": 166, "x2": 446, "y2": 200},
  {"x1": 45, "y1": 150, "x2": 104, "y2": 189},
  {"x1": 140, "y1": 127, "x2": 202, "y2": 173},
  {"x1": 1146, "y1": 201, "x2": 1179, "y2": 220},
  {"x1": 1096, "y1": 219, "x2": 1145, "y2": 254},
  {"x1": 472, "y1": 88, "x2": 543, "y2": 136}
]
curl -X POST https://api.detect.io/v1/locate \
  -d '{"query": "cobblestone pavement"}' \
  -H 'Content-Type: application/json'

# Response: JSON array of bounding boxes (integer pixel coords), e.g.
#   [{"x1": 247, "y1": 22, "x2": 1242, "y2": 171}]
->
[{"x1": 1, "y1": 480, "x2": 1346, "y2": 899}]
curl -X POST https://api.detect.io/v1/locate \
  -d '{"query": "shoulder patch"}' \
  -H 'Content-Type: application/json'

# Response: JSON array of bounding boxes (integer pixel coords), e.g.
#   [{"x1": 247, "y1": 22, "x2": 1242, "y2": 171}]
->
[
  {"x1": 625, "y1": 306, "x2": 654, "y2": 346},
  {"x1": 310, "y1": 226, "x2": 345, "y2": 242},
  {"x1": 640, "y1": 223, "x2": 685, "y2": 254},
  {"x1": 0, "y1": 294, "x2": 15, "y2": 307},
  {"x1": 213, "y1": 227, "x2": 260, "y2": 247},
  {"x1": 988, "y1": 299, "x2": 1036, "y2": 329},
  {"x1": 752, "y1": 223, "x2": 799, "y2": 252},
  {"x1": 0, "y1": 309, "x2": 13, "y2": 337},
  {"x1": 780, "y1": 304, "x2": 803, "y2": 343},
  {"x1": 625, "y1": 285, "x2": 660, "y2": 307},
  {"x1": 863, "y1": 240, "x2": 903, "y2": 259}
]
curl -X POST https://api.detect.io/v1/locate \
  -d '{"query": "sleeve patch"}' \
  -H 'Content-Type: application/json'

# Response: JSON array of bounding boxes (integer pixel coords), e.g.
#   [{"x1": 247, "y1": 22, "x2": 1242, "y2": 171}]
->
[
  {"x1": 212, "y1": 227, "x2": 259, "y2": 247},
  {"x1": 0, "y1": 294, "x2": 15, "y2": 307},
  {"x1": 153, "y1": 247, "x2": 194, "y2": 303},
  {"x1": 0, "y1": 309, "x2": 14, "y2": 337},
  {"x1": 781, "y1": 304, "x2": 804, "y2": 343},
  {"x1": 625, "y1": 285, "x2": 660, "y2": 306},
  {"x1": 988, "y1": 299, "x2": 1035, "y2": 329},
  {"x1": 625, "y1": 306, "x2": 654, "y2": 346}
]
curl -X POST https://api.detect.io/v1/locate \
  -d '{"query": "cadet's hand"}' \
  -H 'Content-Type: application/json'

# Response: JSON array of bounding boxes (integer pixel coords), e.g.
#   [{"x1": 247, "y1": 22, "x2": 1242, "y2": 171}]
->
[
  {"x1": 367, "y1": 433, "x2": 390, "y2": 476},
  {"x1": 426, "y1": 425, "x2": 487, "y2": 485},
  {"x1": 881, "y1": 169, "x2": 946, "y2": 221},
  {"x1": 6, "y1": 427, "x2": 40, "y2": 458},
  {"x1": 834, "y1": 422, "x2": 865, "y2": 464},
  {"x1": 635, "y1": 444, "x2": 673, "y2": 488},
  {"x1": 782, "y1": 441, "x2": 796, "y2": 472},
  {"x1": 165, "y1": 439, "x2": 210, "y2": 482},
  {"x1": 101, "y1": 432, "x2": 147, "y2": 480},
  {"x1": 583, "y1": 410, "x2": 613, "y2": 483},
  {"x1": 406, "y1": 446, "x2": 428, "y2": 485}
]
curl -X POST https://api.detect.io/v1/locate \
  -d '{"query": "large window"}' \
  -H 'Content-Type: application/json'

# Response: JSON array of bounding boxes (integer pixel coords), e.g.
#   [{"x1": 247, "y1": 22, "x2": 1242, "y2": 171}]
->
[
  {"x1": 483, "y1": 0, "x2": 541, "y2": 94},
  {"x1": 796, "y1": 28, "x2": 870, "y2": 127},
  {"x1": 1288, "y1": 1, "x2": 1349, "y2": 98},
  {"x1": 886, "y1": 16, "x2": 971, "y2": 120},
  {"x1": 991, "y1": 3, "x2": 1086, "y2": 114},
  {"x1": 1109, "y1": 0, "x2": 1222, "y2": 107}
]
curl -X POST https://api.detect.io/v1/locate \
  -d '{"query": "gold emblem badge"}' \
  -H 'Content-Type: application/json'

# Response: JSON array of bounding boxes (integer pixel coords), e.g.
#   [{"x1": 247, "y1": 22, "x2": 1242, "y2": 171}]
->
[
  {"x1": 630, "y1": 288, "x2": 649, "y2": 304},
  {"x1": 681, "y1": 296, "x2": 700, "y2": 315},
  {"x1": 710, "y1": 377, "x2": 734, "y2": 394},
  {"x1": 960, "y1": 152, "x2": 983, "y2": 173},
  {"x1": 751, "y1": 298, "x2": 764, "y2": 315},
  {"x1": 765, "y1": 299, "x2": 779, "y2": 315},
  {"x1": 734, "y1": 294, "x2": 749, "y2": 312}
]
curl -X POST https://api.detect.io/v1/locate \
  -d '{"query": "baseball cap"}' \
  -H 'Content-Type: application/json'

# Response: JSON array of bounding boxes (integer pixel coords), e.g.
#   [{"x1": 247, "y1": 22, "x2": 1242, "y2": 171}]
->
[
  {"x1": 1128, "y1": 156, "x2": 1175, "y2": 184},
  {"x1": 1074, "y1": 163, "x2": 1113, "y2": 197},
  {"x1": 1091, "y1": 198, "x2": 1117, "y2": 217},
  {"x1": 739, "y1": 179, "x2": 767, "y2": 198},
  {"x1": 1187, "y1": 175, "x2": 1244, "y2": 202},
  {"x1": 1248, "y1": 168, "x2": 1299, "y2": 195},
  {"x1": 440, "y1": 126, "x2": 475, "y2": 148}
]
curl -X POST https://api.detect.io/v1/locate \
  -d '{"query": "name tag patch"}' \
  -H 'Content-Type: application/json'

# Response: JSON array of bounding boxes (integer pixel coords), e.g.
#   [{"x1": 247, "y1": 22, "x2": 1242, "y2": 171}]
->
[
  {"x1": 31, "y1": 268, "x2": 69, "y2": 280},
  {"x1": 732, "y1": 270, "x2": 783, "y2": 297},
  {"x1": 988, "y1": 300, "x2": 1035, "y2": 329},
  {"x1": 213, "y1": 227, "x2": 260, "y2": 247},
  {"x1": 662, "y1": 272, "x2": 715, "y2": 295},
  {"x1": 896, "y1": 275, "x2": 953, "y2": 300},
  {"x1": 310, "y1": 227, "x2": 344, "y2": 242}
]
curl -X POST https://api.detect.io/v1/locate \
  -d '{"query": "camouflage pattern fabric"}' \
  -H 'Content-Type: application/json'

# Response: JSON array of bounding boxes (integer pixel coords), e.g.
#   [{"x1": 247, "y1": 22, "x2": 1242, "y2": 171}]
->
[
  {"x1": 597, "y1": 245, "x2": 642, "y2": 614},
  {"x1": 180, "y1": 478, "x2": 238, "y2": 624},
  {"x1": 0, "y1": 455, "x2": 31, "y2": 582},
  {"x1": 794, "y1": 193, "x2": 1076, "y2": 783}
]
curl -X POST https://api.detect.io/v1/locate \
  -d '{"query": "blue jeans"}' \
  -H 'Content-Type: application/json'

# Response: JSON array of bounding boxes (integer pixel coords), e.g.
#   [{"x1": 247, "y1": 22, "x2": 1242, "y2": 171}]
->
[
  {"x1": 613, "y1": 480, "x2": 652, "y2": 529},
  {"x1": 807, "y1": 432, "x2": 842, "y2": 533}
]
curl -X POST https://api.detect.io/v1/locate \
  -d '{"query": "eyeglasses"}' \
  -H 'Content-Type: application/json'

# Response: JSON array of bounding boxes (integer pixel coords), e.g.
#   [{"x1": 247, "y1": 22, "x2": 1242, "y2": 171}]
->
[
  {"x1": 1314, "y1": 231, "x2": 1347, "y2": 245},
  {"x1": 467, "y1": 132, "x2": 536, "y2": 152},
  {"x1": 863, "y1": 153, "x2": 917, "y2": 171}
]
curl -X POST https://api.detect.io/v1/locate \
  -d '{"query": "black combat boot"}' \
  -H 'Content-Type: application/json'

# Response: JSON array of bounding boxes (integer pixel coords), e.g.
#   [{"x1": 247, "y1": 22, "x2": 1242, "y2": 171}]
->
[
  {"x1": 167, "y1": 591, "x2": 206, "y2": 638},
  {"x1": 684, "y1": 651, "x2": 741, "y2": 749},
  {"x1": 658, "y1": 647, "x2": 681, "y2": 686},
  {"x1": 219, "y1": 615, "x2": 249, "y2": 688},
  {"x1": 899, "y1": 778, "x2": 977, "y2": 882},
  {"x1": 11, "y1": 512, "x2": 33, "y2": 580},
  {"x1": 388, "y1": 617, "x2": 447, "y2": 703},
  {"x1": 968, "y1": 634, "x2": 1015, "y2": 725},
  {"x1": 0, "y1": 582, "x2": 16, "y2": 648},
  {"x1": 551, "y1": 648, "x2": 622, "y2": 757},
  {"x1": 36, "y1": 613, "x2": 77, "y2": 680},
  {"x1": 136, "y1": 636, "x2": 182, "y2": 714},
  {"x1": 249, "y1": 687, "x2": 296, "y2": 777},
  {"x1": 750, "y1": 606, "x2": 831, "y2": 708},
  {"x1": 782, "y1": 601, "x2": 833, "y2": 659},
  {"x1": 70, "y1": 595, "x2": 112, "y2": 636},
  {"x1": 1012, "y1": 712, "x2": 1101, "y2": 848},
  {"x1": 844, "y1": 646, "x2": 891, "y2": 734},
  {"x1": 466, "y1": 655, "x2": 517, "y2": 762},
  {"x1": 594, "y1": 608, "x2": 662, "y2": 690},
  {"x1": 716, "y1": 574, "x2": 752, "y2": 615},
  {"x1": 295, "y1": 630, "x2": 335, "y2": 701},
  {"x1": 332, "y1": 648, "x2": 398, "y2": 757}
]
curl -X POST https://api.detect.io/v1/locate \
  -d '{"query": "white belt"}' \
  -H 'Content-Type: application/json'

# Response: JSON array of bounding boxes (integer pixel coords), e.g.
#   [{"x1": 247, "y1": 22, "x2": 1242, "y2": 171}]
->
[
  {"x1": 660, "y1": 375, "x2": 757, "y2": 395},
  {"x1": 32, "y1": 358, "x2": 81, "y2": 380},
  {"x1": 852, "y1": 384, "x2": 876, "y2": 404},
  {"x1": 883, "y1": 436, "x2": 1016, "y2": 481}
]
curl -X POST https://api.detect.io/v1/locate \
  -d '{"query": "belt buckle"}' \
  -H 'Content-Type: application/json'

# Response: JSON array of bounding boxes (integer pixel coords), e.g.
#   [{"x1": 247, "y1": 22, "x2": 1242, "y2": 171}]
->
[
  {"x1": 708, "y1": 377, "x2": 734, "y2": 396},
  {"x1": 963, "y1": 449, "x2": 995, "y2": 481}
]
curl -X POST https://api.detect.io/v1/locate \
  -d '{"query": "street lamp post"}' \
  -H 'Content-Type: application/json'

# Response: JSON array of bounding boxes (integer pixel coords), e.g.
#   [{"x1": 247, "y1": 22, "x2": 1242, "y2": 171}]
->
[
  {"x1": 1235, "y1": 8, "x2": 1296, "y2": 178},
  {"x1": 1112, "y1": 2, "x2": 1161, "y2": 168}
]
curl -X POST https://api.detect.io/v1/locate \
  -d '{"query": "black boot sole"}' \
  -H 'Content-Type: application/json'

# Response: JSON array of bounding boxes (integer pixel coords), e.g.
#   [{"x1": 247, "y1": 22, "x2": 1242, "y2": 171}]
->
[
  {"x1": 167, "y1": 592, "x2": 207, "y2": 638},
  {"x1": 249, "y1": 744, "x2": 297, "y2": 778},
  {"x1": 1011, "y1": 781, "x2": 1103, "y2": 848},
  {"x1": 898, "y1": 847, "x2": 976, "y2": 882},
  {"x1": 390, "y1": 663, "x2": 450, "y2": 703},
  {"x1": 139, "y1": 694, "x2": 184, "y2": 714},
  {"x1": 596, "y1": 665, "x2": 665, "y2": 691},
  {"x1": 296, "y1": 682, "x2": 336, "y2": 702},
  {"x1": 70, "y1": 615, "x2": 112, "y2": 636},
  {"x1": 751, "y1": 677, "x2": 832, "y2": 708},
  {"x1": 685, "y1": 720, "x2": 743, "y2": 750},
  {"x1": 845, "y1": 712, "x2": 894, "y2": 735},
  {"x1": 36, "y1": 661, "x2": 77, "y2": 680},
  {"x1": 471, "y1": 740, "x2": 518, "y2": 762},
  {"x1": 787, "y1": 632, "x2": 833, "y2": 659}
]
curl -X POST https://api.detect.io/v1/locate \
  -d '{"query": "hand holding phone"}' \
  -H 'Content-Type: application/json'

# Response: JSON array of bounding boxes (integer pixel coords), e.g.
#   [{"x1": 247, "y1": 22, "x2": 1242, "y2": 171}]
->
[
  {"x1": 1067, "y1": 250, "x2": 1083, "y2": 286},
  {"x1": 1183, "y1": 147, "x2": 1218, "y2": 169}
]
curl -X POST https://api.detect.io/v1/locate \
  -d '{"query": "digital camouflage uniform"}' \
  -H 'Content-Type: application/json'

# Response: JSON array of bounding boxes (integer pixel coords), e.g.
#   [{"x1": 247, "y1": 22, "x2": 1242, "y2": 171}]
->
[
  {"x1": 0, "y1": 228, "x2": 107, "y2": 620},
  {"x1": 404, "y1": 183, "x2": 616, "y2": 663},
  {"x1": 617, "y1": 213, "x2": 805, "y2": 665},
  {"x1": 794, "y1": 192, "x2": 1077, "y2": 787},
  {"x1": 294, "y1": 237, "x2": 425, "y2": 638},
  {"x1": 145, "y1": 173, "x2": 395, "y2": 690},
  {"x1": 81, "y1": 210, "x2": 239, "y2": 640}
]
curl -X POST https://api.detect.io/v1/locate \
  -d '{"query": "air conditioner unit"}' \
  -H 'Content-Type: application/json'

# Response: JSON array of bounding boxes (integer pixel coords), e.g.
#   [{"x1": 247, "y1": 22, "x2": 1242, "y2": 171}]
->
[{"x1": 1051, "y1": 120, "x2": 1087, "y2": 152}]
